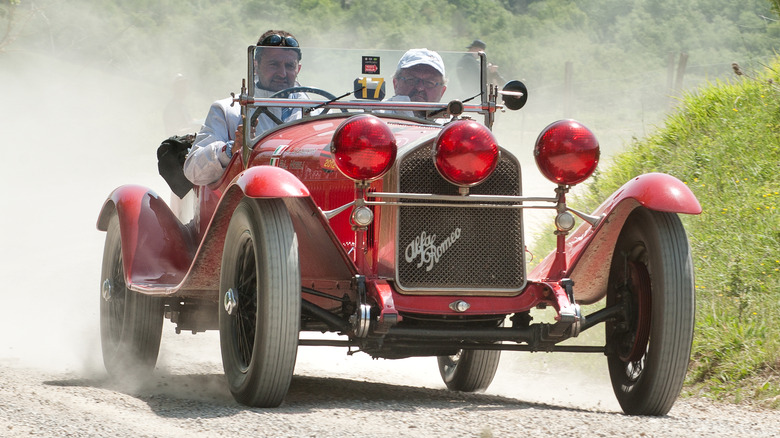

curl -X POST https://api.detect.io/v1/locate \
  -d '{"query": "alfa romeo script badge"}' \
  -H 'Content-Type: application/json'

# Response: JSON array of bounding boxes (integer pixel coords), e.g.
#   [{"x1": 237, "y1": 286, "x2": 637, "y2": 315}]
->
[{"x1": 404, "y1": 228, "x2": 461, "y2": 271}]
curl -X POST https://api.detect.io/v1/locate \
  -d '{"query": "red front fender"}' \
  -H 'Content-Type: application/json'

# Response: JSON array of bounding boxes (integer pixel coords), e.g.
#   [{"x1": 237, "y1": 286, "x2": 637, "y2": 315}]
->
[
  {"x1": 600, "y1": 172, "x2": 701, "y2": 215},
  {"x1": 96, "y1": 185, "x2": 194, "y2": 288},
  {"x1": 96, "y1": 167, "x2": 318, "y2": 296},
  {"x1": 530, "y1": 173, "x2": 700, "y2": 303},
  {"x1": 232, "y1": 165, "x2": 311, "y2": 198},
  {"x1": 178, "y1": 166, "x2": 313, "y2": 290}
]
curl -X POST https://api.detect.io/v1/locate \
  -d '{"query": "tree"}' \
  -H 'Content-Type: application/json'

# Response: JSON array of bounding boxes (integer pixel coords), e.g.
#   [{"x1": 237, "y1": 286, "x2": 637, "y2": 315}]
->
[
  {"x1": 0, "y1": 0, "x2": 21, "y2": 52},
  {"x1": 772, "y1": 0, "x2": 780, "y2": 16}
]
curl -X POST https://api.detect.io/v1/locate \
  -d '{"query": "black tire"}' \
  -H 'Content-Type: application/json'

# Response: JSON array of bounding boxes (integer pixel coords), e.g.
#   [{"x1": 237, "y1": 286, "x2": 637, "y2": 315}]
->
[
  {"x1": 219, "y1": 198, "x2": 300, "y2": 407},
  {"x1": 606, "y1": 208, "x2": 695, "y2": 416},
  {"x1": 100, "y1": 214, "x2": 164, "y2": 378},
  {"x1": 437, "y1": 349, "x2": 501, "y2": 392}
]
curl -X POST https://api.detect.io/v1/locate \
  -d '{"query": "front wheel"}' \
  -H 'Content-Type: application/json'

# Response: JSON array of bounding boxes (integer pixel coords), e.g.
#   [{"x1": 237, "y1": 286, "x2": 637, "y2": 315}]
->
[
  {"x1": 100, "y1": 214, "x2": 164, "y2": 379},
  {"x1": 219, "y1": 198, "x2": 301, "y2": 407},
  {"x1": 606, "y1": 208, "x2": 695, "y2": 416},
  {"x1": 437, "y1": 349, "x2": 501, "y2": 392}
]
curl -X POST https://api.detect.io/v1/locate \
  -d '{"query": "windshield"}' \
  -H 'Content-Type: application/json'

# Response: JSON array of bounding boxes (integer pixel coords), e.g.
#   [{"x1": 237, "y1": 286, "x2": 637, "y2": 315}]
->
[
  {"x1": 245, "y1": 47, "x2": 492, "y2": 119},
  {"x1": 297, "y1": 48, "x2": 483, "y2": 102}
]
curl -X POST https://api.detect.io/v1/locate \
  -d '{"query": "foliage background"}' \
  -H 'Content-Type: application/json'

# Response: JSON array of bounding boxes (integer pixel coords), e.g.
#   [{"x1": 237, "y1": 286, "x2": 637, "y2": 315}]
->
[{"x1": 3, "y1": 0, "x2": 779, "y2": 134}]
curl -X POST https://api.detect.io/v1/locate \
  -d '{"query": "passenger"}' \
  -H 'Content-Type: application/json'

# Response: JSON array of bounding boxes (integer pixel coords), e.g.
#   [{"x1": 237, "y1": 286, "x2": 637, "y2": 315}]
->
[
  {"x1": 386, "y1": 48, "x2": 447, "y2": 118},
  {"x1": 183, "y1": 30, "x2": 307, "y2": 186}
]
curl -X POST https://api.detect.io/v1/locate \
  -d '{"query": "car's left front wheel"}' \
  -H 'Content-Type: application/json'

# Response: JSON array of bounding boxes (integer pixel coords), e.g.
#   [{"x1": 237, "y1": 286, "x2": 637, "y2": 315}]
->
[{"x1": 100, "y1": 214, "x2": 164, "y2": 379}]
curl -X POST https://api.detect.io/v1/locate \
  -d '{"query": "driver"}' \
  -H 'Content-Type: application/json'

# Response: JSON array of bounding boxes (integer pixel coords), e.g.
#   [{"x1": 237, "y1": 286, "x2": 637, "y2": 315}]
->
[{"x1": 184, "y1": 30, "x2": 308, "y2": 186}]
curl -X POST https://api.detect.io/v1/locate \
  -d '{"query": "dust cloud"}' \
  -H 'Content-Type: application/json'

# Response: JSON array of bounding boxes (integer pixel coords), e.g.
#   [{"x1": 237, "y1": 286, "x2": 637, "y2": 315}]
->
[
  {"x1": 0, "y1": 51, "x2": 168, "y2": 372},
  {"x1": 0, "y1": 11, "x2": 619, "y2": 412}
]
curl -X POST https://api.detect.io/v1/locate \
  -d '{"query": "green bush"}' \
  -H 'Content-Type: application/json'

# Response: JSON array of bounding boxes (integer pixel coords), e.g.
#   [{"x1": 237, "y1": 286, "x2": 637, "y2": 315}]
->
[{"x1": 572, "y1": 59, "x2": 780, "y2": 407}]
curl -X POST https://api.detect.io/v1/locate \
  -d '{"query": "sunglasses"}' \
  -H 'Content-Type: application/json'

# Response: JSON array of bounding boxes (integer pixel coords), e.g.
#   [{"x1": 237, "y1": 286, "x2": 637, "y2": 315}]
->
[
  {"x1": 259, "y1": 34, "x2": 299, "y2": 48},
  {"x1": 398, "y1": 75, "x2": 443, "y2": 89}
]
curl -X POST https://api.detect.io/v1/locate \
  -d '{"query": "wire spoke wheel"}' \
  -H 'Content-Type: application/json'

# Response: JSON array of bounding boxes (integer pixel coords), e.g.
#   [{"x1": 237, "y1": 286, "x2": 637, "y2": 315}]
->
[
  {"x1": 232, "y1": 238, "x2": 258, "y2": 371},
  {"x1": 103, "y1": 239, "x2": 126, "y2": 347},
  {"x1": 219, "y1": 198, "x2": 300, "y2": 408},
  {"x1": 606, "y1": 208, "x2": 695, "y2": 416},
  {"x1": 99, "y1": 214, "x2": 164, "y2": 379}
]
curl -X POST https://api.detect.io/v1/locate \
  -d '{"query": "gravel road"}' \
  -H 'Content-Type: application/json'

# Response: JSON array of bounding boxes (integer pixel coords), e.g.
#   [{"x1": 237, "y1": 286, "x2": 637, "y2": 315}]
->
[{"x1": 2, "y1": 329, "x2": 779, "y2": 438}]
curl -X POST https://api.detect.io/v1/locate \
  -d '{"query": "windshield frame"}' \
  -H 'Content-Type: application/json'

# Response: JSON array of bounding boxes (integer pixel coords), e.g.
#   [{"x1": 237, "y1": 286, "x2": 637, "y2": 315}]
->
[{"x1": 238, "y1": 46, "x2": 500, "y2": 158}]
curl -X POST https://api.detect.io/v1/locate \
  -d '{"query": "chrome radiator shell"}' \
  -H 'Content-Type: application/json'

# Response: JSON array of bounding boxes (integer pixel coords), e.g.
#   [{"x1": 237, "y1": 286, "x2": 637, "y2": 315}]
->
[{"x1": 377, "y1": 142, "x2": 526, "y2": 296}]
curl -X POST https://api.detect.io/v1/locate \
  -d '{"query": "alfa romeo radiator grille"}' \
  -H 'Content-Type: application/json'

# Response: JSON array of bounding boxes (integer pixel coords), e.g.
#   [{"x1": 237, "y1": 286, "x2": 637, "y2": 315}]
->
[{"x1": 397, "y1": 145, "x2": 525, "y2": 292}]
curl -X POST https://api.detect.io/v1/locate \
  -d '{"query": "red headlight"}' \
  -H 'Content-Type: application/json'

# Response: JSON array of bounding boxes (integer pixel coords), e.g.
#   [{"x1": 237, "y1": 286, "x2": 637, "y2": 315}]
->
[
  {"x1": 433, "y1": 120, "x2": 500, "y2": 187},
  {"x1": 331, "y1": 114, "x2": 397, "y2": 181},
  {"x1": 534, "y1": 119, "x2": 600, "y2": 185}
]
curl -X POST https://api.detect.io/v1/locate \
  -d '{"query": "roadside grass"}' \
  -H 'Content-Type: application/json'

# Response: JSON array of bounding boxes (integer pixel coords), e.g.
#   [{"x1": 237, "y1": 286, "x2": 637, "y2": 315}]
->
[{"x1": 533, "y1": 58, "x2": 780, "y2": 407}]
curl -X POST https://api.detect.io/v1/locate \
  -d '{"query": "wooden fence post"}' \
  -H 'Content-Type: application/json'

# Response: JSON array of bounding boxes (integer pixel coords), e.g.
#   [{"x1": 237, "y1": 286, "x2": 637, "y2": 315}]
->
[
  {"x1": 564, "y1": 61, "x2": 573, "y2": 118},
  {"x1": 668, "y1": 52, "x2": 688, "y2": 108},
  {"x1": 674, "y1": 52, "x2": 688, "y2": 92}
]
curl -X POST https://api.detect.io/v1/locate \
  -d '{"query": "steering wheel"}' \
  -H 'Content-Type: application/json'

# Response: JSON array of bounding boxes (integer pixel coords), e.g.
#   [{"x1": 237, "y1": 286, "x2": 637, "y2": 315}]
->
[
  {"x1": 251, "y1": 86, "x2": 346, "y2": 126},
  {"x1": 276, "y1": 86, "x2": 349, "y2": 114},
  {"x1": 270, "y1": 86, "x2": 338, "y2": 101}
]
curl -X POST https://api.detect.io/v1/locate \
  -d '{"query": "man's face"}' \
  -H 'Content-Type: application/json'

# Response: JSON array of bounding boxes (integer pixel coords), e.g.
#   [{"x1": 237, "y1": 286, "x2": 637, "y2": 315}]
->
[
  {"x1": 256, "y1": 48, "x2": 301, "y2": 91},
  {"x1": 393, "y1": 65, "x2": 446, "y2": 102}
]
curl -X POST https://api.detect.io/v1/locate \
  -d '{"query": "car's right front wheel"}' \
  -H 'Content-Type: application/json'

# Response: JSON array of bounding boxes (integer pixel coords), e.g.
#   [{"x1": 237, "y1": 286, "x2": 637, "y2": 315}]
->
[
  {"x1": 606, "y1": 208, "x2": 695, "y2": 416},
  {"x1": 219, "y1": 198, "x2": 301, "y2": 408}
]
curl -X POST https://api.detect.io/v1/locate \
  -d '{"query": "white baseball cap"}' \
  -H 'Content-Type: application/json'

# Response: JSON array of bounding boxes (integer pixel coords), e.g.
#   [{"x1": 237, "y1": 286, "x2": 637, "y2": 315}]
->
[{"x1": 396, "y1": 48, "x2": 446, "y2": 77}]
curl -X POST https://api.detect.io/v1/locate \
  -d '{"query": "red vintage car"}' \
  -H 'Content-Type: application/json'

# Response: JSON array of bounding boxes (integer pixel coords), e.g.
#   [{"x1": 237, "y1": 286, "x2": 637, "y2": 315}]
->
[{"x1": 97, "y1": 47, "x2": 700, "y2": 415}]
